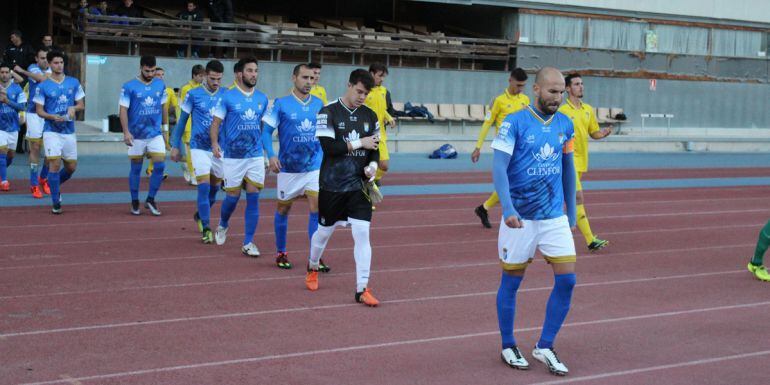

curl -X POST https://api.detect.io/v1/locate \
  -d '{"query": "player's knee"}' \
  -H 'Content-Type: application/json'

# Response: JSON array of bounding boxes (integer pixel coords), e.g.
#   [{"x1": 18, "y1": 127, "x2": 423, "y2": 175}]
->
[{"x1": 276, "y1": 203, "x2": 292, "y2": 215}]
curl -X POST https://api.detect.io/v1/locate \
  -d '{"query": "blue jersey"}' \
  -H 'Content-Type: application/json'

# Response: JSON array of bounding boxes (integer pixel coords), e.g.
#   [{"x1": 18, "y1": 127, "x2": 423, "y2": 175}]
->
[
  {"x1": 26, "y1": 64, "x2": 51, "y2": 113},
  {"x1": 491, "y1": 106, "x2": 575, "y2": 220},
  {"x1": 33, "y1": 76, "x2": 85, "y2": 135},
  {"x1": 262, "y1": 93, "x2": 324, "y2": 173},
  {"x1": 213, "y1": 86, "x2": 268, "y2": 159},
  {"x1": 180, "y1": 85, "x2": 224, "y2": 151},
  {"x1": 1, "y1": 82, "x2": 26, "y2": 132},
  {"x1": 119, "y1": 77, "x2": 167, "y2": 139}
]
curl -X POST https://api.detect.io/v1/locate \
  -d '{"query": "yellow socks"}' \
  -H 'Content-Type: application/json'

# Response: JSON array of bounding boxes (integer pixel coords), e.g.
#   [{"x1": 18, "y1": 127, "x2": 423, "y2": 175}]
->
[
  {"x1": 577, "y1": 204, "x2": 594, "y2": 245},
  {"x1": 482, "y1": 191, "x2": 499, "y2": 210}
]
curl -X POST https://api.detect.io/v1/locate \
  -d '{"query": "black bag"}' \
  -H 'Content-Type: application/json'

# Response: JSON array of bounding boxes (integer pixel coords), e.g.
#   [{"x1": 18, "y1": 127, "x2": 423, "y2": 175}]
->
[{"x1": 108, "y1": 114, "x2": 122, "y2": 133}]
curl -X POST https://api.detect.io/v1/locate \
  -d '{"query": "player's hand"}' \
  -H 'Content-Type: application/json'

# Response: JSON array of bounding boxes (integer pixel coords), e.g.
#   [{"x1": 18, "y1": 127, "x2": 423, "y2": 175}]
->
[
  {"x1": 212, "y1": 144, "x2": 222, "y2": 159},
  {"x1": 52, "y1": 115, "x2": 66, "y2": 122},
  {"x1": 123, "y1": 131, "x2": 134, "y2": 146},
  {"x1": 471, "y1": 148, "x2": 481, "y2": 163},
  {"x1": 503, "y1": 215, "x2": 523, "y2": 229},
  {"x1": 0, "y1": 93, "x2": 8, "y2": 104},
  {"x1": 360, "y1": 135, "x2": 379, "y2": 150},
  {"x1": 67, "y1": 107, "x2": 76, "y2": 121},
  {"x1": 387, "y1": 117, "x2": 395, "y2": 127},
  {"x1": 364, "y1": 165, "x2": 376, "y2": 181},
  {"x1": 268, "y1": 156, "x2": 281, "y2": 174},
  {"x1": 13, "y1": 65, "x2": 23, "y2": 74},
  {"x1": 603, "y1": 126, "x2": 613, "y2": 138},
  {"x1": 170, "y1": 148, "x2": 181, "y2": 162}
]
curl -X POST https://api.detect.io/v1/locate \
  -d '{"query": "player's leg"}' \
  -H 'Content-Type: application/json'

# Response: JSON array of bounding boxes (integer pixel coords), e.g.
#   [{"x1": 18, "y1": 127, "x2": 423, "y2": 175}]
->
[
  {"x1": 145, "y1": 136, "x2": 167, "y2": 216},
  {"x1": 0, "y1": 132, "x2": 9, "y2": 190},
  {"x1": 216, "y1": 158, "x2": 244, "y2": 246},
  {"x1": 306, "y1": 189, "x2": 340, "y2": 291},
  {"x1": 496, "y1": 218, "x2": 536, "y2": 370},
  {"x1": 274, "y1": 172, "x2": 294, "y2": 269},
  {"x1": 475, "y1": 191, "x2": 498, "y2": 229},
  {"x1": 184, "y1": 139, "x2": 196, "y2": 185},
  {"x1": 748, "y1": 219, "x2": 770, "y2": 281},
  {"x1": 58, "y1": 134, "x2": 78, "y2": 186},
  {"x1": 306, "y1": 185, "x2": 328, "y2": 272},
  {"x1": 127, "y1": 137, "x2": 148, "y2": 215},
  {"x1": 191, "y1": 149, "x2": 214, "y2": 242},
  {"x1": 349, "y1": 190, "x2": 379, "y2": 306},
  {"x1": 240, "y1": 157, "x2": 265, "y2": 257},
  {"x1": 27, "y1": 135, "x2": 45, "y2": 198},
  {"x1": 575, "y1": 172, "x2": 608, "y2": 251},
  {"x1": 534, "y1": 216, "x2": 577, "y2": 376},
  {"x1": 43, "y1": 132, "x2": 63, "y2": 214}
]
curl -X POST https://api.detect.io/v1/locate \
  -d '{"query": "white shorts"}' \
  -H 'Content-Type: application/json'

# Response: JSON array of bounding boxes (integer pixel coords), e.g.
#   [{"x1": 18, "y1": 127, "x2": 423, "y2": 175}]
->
[
  {"x1": 0, "y1": 131, "x2": 19, "y2": 151},
  {"x1": 277, "y1": 170, "x2": 320, "y2": 202},
  {"x1": 43, "y1": 132, "x2": 78, "y2": 161},
  {"x1": 128, "y1": 135, "x2": 166, "y2": 159},
  {"x1": 25, "y1": 113, "x2": 45, "y2": 140},
  {"x1": 498, "y1": 215, "x2": 576, "y2": 270},
  {"x1": 190, "y1": 149, "x2": 223, "y2": 179},
  {"x1": 223, "y1": 157, "x2": 265, "y2": 191}
]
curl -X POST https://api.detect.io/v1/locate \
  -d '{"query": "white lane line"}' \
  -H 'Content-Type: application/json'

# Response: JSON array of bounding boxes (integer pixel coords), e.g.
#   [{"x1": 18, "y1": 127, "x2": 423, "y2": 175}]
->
[
  {"x1": 19, "y1": 300, "x2": 770, "y2": 385},
  {"x1": 529, "y1": 350, "x2": 770, "y2": 385},
  {"x1": 0, "y1": 268, "x2": 747, "y2": 339}
]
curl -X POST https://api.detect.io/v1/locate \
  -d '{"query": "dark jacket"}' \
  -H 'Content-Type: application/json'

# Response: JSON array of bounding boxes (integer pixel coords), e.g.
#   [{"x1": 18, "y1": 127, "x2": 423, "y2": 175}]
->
[
  {"x1": 2, "y1": 42, "x2": 34, "y2": 69},
  {"x1": 115, "y1": 3, "x2": 142, "y2": 18},
  {"x1": 207, "y1": 0, "x2": 233, "y2": 23},
  {"x1": 177, "y1": 9, "x2": 203, "y2": 22}
]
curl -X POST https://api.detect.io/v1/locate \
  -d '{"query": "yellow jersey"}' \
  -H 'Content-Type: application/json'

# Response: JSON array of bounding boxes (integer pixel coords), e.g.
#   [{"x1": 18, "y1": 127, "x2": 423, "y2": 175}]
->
[
  {"x1": 558, "y1": 99, "x2": 599, "y2": 172},
  {"x1": 179, "y1": 80, "x2": 202, "y2": 142},
  {"x1": 364, "y1": 85, "x2": 392, "y2": 140},
  {"x1": 310, "y1": 85, "x2": 328, "y2": 106},
  {"x1": 164, "y1": 87, "x2": 179, "y2": 118},
  {"x1": 475, "y1": 89, "x2": 530, "y2": 149}
]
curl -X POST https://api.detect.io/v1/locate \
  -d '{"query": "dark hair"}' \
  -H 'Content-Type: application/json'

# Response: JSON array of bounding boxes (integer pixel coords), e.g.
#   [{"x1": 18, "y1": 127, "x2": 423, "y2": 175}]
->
[
  {"x1": 0, "y1": 62, "x2": 10, "y2": 70},
  {"x1": 564, "y1": 73, "x2": 581, "y2": 87},
  {"x1": 191, "y1": 64, "x2": 205, "y2": 76},
  {"x1": 293, "y1": 63, "x2": 310, "y2": 76},
  {"x1": 155, "y1": 67, "x2": 164, "y2": 72},
  {"x1": 42, "y1": 34, "x2": 53, "y2": 40},
  {"x1": 233, "y1": 57, "x2": 258, "y2": 73},
  {"x1": 368, "y1": 62, "x2": 388, "y2": 75},
  {"x1": 10, "y1": 30, "x2": 22, "y2": 39},
  {"x1": 307, "y1": 62, "x2": 322, "y2": 70},
  {"x1": 349, "y1": 69, "x2": 374, "y2": 90},
  {"x1": 36, "y1": 47, "x2": 50, "y2": 56},
  {"x1": 510, "y1": 67, "x2": 528, "y2": 82},
  {"x1": 140, "y1": 55, "x2": 157, "y2": 67},
  {"x1": 206, "y1": 60, "x2": 224, "y2": 73},
  {"x1": 46, "y1": 50, "x2": 65, "y2": 63}
]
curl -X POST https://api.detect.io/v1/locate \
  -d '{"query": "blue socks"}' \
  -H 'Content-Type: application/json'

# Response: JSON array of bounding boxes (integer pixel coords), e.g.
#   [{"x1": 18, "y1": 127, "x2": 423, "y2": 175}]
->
[
  {"x1": 496, "y1": 273, "x2": 523, "y2": 349},
  {"x1": 59, "y1": 168, "x2": 73, "y2": 184},
  {"x1": 40, "y1": 161, "x2": 49, "y2": 180},
  {"x1": 308, "y1": 212, "x2": 319, "y2": 243},
  {"x1": 197, "y1": 183, "x2": 211, "y2": 228},
  {"x1": 147, "y1": 161, "x2": 165, "y2": 199},
  {"x1": 274, "y1": 212, "x2": 288, "y2": 252},
  {"x1": 6, "y1": 154, "x2": 12, "y2": 167},
  {"x1": 30, "y1": 163, "x2": 39, "y2": 186},
  {"x1": 219, "y1": 194, "x2": 239, "y2": 228},
  {"x1": 243, "y1": 192, "x2": 260, "y2": 245},
  {"x1": 538, "y1": 273, "x2": 576, "y2": 349},
  {"x1": 48, "y1": 171, "x2": 60, "y2": 204},
  {"x1": 209, "y1": 182, "x2": 219, "y2": 207},
  {"x1": 129, "y1": 161, "x2": 142, "y2": 200},
  {"x1": 0, "y1": 155, "x2": 6, "y2": 181}
]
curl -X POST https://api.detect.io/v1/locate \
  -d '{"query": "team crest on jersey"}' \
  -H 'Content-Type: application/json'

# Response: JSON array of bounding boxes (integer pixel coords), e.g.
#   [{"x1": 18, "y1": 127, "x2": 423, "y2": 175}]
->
[
  {"x1": 533, "y1": 142, "x2": 559, "y2": 162},
  {"x1": 142, "y1": 96, "x2": 156, "y2": 108},
  {"x1": 526, "y1": 134, "x2": 535, "y2": 144},
  {"x1": 363, "y1": 123, "x2": 369, "y2": 132},
  {"x1": 242, "y1": 108, "x2": 258, "y2": 121}
]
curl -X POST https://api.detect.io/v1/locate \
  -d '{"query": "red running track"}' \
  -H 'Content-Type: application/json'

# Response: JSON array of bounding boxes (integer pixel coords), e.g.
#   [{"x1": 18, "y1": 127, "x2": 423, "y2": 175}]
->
[{"x1": 1, "y1": 185, "x2": 769, "y2": 384}]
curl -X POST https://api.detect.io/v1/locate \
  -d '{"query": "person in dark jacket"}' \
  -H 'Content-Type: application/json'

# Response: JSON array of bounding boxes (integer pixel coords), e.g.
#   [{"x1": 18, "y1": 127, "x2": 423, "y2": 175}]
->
[
  {"x1": 207, "y1": 0, "x2": 233, "y2": 58},
  {"x1": 177, "y1": 1, "x2": 203, "y2": 57},
  {"x1": 2, "y1": 31, "x2": 34, "y2": 71}
]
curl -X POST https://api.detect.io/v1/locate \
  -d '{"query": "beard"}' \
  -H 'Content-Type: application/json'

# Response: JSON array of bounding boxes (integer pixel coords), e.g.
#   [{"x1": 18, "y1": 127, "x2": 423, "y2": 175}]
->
[
  {"x1": 242, "y1": 77, "x2": 256, "y2": 88},
  {"x1": 537, "y1": 96, "x2": 559, "y2": 115}
]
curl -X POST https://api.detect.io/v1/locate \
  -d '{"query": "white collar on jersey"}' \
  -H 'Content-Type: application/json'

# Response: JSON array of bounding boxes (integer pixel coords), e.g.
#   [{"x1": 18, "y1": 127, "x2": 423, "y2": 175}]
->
[{"x1": 338, "y1": 98, "x2": 358, "y2": 114}]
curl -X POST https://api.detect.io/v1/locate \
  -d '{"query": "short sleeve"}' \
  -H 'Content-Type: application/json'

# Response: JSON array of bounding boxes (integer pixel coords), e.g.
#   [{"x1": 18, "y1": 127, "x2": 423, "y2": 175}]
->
[
  {"x1": 261, "y1": 98, "x2": 280, "y2": 128},
  {"x1": 180, "y1": 93, "x2": 193, "y2": 114},
  {"x1": 160, "y1": 85, "x2": 169, "y2": 105},
  {"x1": 33, "y1": 86, "x2": 45, "y2": 106},
  {"x1": 587, "y1": 108, "x2": 600, "y2": 134},
  {"x1": 315, "y1": 107, "x2": 334, "y2": 139},
  {"x1": 118, "y1": 87, "x2": 131, "y2": 108},
  {"x1": 17, "y1": 89, "x2": 28, "y2": 104},
  {"x1": 212, "y1": 97, "x2": 227, "y2": 120},
  {"x1": 75, "y1": 84, "x2": 85, "y2": 101},
  {"x1": 490, "y1": 117, "x2": 516, "y2": 155}
]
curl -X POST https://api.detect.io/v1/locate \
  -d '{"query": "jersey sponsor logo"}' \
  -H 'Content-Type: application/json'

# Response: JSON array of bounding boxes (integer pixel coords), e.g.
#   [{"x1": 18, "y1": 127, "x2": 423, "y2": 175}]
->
[{"x1": 242, "y1": 108, "x2": 258, "y2": 121}]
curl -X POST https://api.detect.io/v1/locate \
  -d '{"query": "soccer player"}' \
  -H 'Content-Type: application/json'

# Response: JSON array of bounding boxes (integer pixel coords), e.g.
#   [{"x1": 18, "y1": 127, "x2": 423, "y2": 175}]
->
[
  {"x1": 178, "y1": 64, "x2": 206, "y2": 183},
  {"x1": 472, "y1": 68, "x2": 529, "y2": 228},
  {"x1": 146, "y1": 66, "x2": 177, "y2": 180},
  {"x1": 119, "y1": 55, "x2": 169, "y2": 216},
  {"x1": 748, "y1": 219, "x2": 770, "y2": 281},
  {"x1": 558, "y1": 73, "x2": 611, "y2": 251},
  {"x1": 0, "y1": 63, "x2": 27, "y2": 191},
  {"x1": 364, "y1": 63, "x2": 395, "y2": 183},
  {"x1": 492, "y1": 67, "x2": 577, "y2": 376},
  {"x1": 307, "y1": 62, "x2": 327, "y2": 105},
  {"x1": 305, "y1": 69, "x2": 381, "y2": 307},
  {"x1": 262, "y1": 63, "x2": 328, "y2": 270},
  {"x1": 170, "y1": 60, "x2": 226, "y2": 244},
  {"x1": 33, "y1": 51, "x2": 85, "y2": 214},
  {"x1": 14, "y1": 48, "x2": 52, "y2": 198},
  {"x1": 210, "y1": 57, "x2": 269, "y2": 257}
]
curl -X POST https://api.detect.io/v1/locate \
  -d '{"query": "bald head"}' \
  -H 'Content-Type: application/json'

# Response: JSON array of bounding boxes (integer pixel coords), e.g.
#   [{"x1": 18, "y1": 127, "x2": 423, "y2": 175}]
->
[{"x1": 532, "y1": 66, "x2": 565, "y2": 115}]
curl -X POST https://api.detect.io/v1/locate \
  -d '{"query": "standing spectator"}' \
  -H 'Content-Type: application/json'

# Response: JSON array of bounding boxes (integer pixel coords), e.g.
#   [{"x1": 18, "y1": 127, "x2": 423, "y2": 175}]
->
[
  {"x1": 40, "y1": 35, "x2": 66, "y2": 68},
  {"x1": 177, "y1": 1, "x2": 203, "y2": 58},
  {"x1": 3, "y1": 31, "x2": 35, "y2": 72},
  {"x1": 115, "y1": 0, "x2": 142, "y2": 19},
  {"x1": 76, "y1": 0, "x2": 102, "y2": 30},
  {"x1": 207, "y1": 0, "x2": 233, "y2": 58}
]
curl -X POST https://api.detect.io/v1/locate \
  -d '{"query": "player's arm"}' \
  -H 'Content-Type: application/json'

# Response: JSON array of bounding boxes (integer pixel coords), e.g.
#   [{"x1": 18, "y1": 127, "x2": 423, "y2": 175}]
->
[
  {"x1": 364, "y1": 122, "x2": 381, "y2": 181},
  {"x1": 10, "y1": 69, "x2": 24, "y2": 84},
  {"x1": 588, "y1": 109, "x2": 611, "y2": 139},
  {"x1": 472, "y1": 98, "x2": 498, "y2": 162},
  {"x1": 14, "y1": 66, "x2": 46, "y2": 83},
  {"x1": 118, "y1": 87, "x2": 133, "y2": 145},
  {"x1": 67, "y1": 85, "x2": 86, "y2": 120},
  {"x1": 210, "y1": 116, "x2": 223, "y2": 158},
  {"x1": 490, "y1": 119, "x2": 521, "y2": 228},
  {"x1": 33, "y1": 89, "x2": 64, "y2": 122},
  {"x1": 561, "y1": 141, "x2": 577, "y2": 229},
  {"x1": 0, "y1": 90, "x2": 26, "y2": 111},
  {"x1": 169, "y1": 110, "x2": 189, "y2": 161}
]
